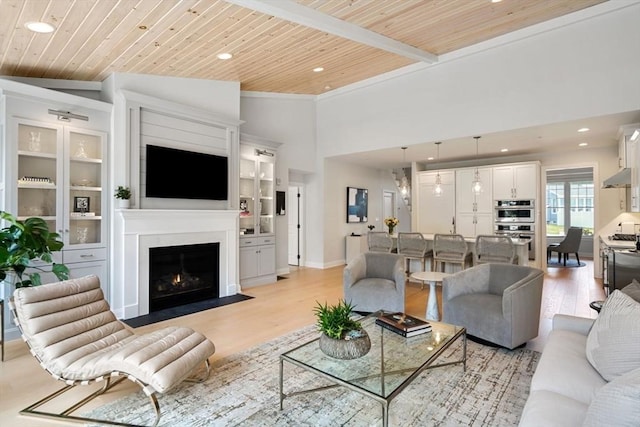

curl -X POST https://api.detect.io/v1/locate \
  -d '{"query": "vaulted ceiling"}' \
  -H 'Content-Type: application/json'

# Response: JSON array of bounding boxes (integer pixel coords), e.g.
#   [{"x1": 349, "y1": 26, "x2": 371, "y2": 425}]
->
[{"x1": 1, "y1": 0, "x2": 606, "y2": 95}]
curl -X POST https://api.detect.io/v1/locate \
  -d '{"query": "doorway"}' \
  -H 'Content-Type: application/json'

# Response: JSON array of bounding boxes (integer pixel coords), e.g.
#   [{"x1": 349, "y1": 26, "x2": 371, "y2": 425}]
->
[
  {"x1": 383, "y1": 190, "x2": 395, "y2": 225},
  {"x1": 288, "y1": 184, "x2": 304, "y2": 266},
  {"x1": 544, "y1": 166, "x2": 595, "y2": 266}
]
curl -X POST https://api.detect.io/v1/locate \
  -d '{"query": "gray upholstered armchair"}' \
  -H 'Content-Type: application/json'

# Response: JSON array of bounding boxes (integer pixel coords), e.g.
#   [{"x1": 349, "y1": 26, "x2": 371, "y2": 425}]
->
[
  {"x1": 343, "y1": 252, "x2": 406, "y2": 313},
  {"x1": 442, "y1": 263, "x2": 544, "y2": 349}
]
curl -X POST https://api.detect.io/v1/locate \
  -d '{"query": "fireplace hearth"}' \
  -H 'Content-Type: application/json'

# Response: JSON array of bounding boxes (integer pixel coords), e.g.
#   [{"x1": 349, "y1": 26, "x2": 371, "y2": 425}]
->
[{"x1": 149, "y1": 242, "x2": 220, "y2": 312}]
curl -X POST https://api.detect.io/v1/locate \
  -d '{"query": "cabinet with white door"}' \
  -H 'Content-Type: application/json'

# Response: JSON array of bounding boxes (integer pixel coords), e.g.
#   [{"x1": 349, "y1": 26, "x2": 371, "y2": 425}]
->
[
  {"x1": 492, "y1": 163, "x2": 538, "y2": 200},
  {"x1": 239, "y1": 236, "x2": 276, "y2": 287},
  {"x1": 455, "y1": 167, "x2": 493, "y2": 237},
  {"x1": 0, "y1": 86, "x2": 110, "y2": 296},
  {"x1": 415, "y1": 170, "x2": 456, "y2": 234}
]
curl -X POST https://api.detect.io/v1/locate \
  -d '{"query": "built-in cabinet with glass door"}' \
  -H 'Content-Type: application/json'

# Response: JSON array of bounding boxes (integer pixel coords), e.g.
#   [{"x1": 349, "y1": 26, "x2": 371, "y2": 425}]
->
[
  {"x1": 238, "y1": 142, "x2": 277, "y2": 286},
  {"x1": 1, "y1": 92, "x2": 110, "y2": 292},
  {"x1": 14, "y1": 118, "x2": 108, "y2": 286}
]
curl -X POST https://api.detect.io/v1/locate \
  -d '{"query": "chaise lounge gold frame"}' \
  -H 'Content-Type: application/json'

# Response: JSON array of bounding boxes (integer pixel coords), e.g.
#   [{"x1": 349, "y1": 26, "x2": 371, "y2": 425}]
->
[{"x1": 9, "y1": 275, "x2": 216, "y2": 426}]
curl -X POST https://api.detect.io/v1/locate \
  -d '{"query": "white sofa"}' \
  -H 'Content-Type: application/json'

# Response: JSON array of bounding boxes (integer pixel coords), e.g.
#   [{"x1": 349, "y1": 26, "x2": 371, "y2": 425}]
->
[
  {"x1": 519, "y1": 314, "x2": 603, "y2": 426},
  {"x1": 519, "y1": 287, "x2": 640, "y2": 427}
]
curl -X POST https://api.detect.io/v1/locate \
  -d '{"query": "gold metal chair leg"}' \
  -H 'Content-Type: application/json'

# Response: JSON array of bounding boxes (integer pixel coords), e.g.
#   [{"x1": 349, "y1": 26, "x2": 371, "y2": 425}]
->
[{"x1": 20, "y1": 376, "x2": 161, "y2": 427}]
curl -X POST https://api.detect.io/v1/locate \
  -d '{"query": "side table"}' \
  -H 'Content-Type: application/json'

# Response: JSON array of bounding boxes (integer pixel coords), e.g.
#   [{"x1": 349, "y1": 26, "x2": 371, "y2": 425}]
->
[
  {"x1": 589, "y1": 300, "x2": 604, "y2": 313},
  {"x1": 410, "y1": 271, "x2": 451, "y2": 321}
]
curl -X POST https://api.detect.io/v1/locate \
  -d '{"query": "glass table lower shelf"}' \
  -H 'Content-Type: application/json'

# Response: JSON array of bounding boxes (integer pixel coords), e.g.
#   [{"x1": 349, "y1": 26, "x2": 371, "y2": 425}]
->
[{"x1": 279, "y1": 312, "x2": 466, "y2": 427}]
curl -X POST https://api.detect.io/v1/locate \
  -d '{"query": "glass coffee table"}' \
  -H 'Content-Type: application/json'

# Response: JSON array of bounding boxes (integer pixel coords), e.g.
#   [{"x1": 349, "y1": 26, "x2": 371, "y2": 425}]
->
[{"x1": 279, "y1": 312, "x2": 466, "y2": 426}]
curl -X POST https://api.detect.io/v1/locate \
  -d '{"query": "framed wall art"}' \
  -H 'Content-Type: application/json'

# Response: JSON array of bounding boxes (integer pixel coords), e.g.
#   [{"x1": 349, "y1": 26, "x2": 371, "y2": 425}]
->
[
  {"x1": 73, "y1": 196, "x2": 90, "y2": 213},
  {"x1": 346, "y1": 187, "x2": 368, "y2": 223}
]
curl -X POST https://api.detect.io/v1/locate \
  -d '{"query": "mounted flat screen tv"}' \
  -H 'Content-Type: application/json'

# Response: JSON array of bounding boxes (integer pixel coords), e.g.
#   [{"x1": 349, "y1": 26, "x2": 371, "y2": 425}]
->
[{"x1": 145, "y1": 144, "x2": 228, "y2": 200}]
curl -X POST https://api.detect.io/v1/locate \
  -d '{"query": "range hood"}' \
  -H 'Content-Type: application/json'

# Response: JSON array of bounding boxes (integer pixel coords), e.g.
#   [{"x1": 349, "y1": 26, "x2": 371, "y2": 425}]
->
[{"x1": 602, "y1": 168, "x2": 631, "y2": 188}]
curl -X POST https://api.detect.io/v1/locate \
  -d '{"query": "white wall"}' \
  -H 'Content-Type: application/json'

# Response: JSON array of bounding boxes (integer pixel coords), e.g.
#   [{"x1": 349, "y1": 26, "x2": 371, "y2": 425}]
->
[
  {"x1": 239, "y1": 93, "x2": 317, "y2": 272},
  {"x1": 102, "y1": 73, "x2": 240, "y2": 119},
  {"x1": 316, "y1": 2, "x2": 640, "y2": 158},
  {"x1": 322, "y1": 159, "x2": 411, "y2": 266}
]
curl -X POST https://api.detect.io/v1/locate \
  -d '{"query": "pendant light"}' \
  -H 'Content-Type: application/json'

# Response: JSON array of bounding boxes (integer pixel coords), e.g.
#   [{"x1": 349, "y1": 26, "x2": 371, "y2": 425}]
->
[
  {"x1": 471, "y1": 136, "x2": 483, "y2": 195},
  {"x1": 433, "y1": 142, "x2": 443, "y2": 197},
  {"x1": 400, "y1": 147, "x2": 409, "y2": 196}
]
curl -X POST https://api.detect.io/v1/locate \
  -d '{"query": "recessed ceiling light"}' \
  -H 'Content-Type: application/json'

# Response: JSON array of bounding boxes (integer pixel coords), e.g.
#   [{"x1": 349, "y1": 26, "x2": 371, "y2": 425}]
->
[
  {"x1": 491, "y1": 0, "x2": 503, "y2": 3},
  {"x1": 579, "y1": 142, "x2": 588, "y2": 147},
  {"x1": 216, "y1": 52, "x2": 233, "y2": 60},
  {"x1": 313, "y1": 67, "x2": 324, "y2": 72},
  {"x1": 25, "y1": 21, "x2": 56, "y2": 33},
  {"x1": 427, "y1": 156, "x2": 434, "y2": 161},
  {"x1": 500, "y1": 148, "x2": 509, "y2": 152},
  {"x1": 578, "y1": 127, "x2": 590, "y2": 133}
]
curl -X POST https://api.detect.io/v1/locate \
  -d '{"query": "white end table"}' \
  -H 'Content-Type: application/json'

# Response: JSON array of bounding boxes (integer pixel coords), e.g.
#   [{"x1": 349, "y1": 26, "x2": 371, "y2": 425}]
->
[{"x1": 410, "y1": 271, "x2": 451, "y2": 321}]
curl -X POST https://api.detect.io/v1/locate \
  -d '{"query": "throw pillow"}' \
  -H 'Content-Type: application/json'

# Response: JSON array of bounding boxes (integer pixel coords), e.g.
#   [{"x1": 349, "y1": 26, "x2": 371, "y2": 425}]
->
[
  {"x1": 583, "y1": 367, "x2": 640, "y2": 427},
  {"x1": 621, "y1": 278, "x2": 640, "y2": 303},
  {"x1": 585, "y1": 290, "x2": 640, "y2": 381}
]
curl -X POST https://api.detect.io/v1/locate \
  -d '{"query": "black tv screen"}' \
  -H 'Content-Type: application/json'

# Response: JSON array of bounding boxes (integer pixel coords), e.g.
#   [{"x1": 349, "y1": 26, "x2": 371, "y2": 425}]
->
[{"x1": 145, "y1": 144, "x2": 228, "y2": 200}]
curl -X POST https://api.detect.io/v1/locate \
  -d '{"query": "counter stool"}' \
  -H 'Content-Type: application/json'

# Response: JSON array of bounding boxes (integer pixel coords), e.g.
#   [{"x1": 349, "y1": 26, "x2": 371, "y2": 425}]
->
[
  {"x1": 433, "y1": 234, "x2": 472, "y2": 273},
  {"x1": 397, "y1": 232, "x2": 433, "y2": 286}
]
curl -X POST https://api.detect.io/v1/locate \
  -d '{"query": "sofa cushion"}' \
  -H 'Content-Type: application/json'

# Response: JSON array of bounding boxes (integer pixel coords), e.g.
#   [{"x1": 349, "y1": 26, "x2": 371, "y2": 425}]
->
[
  {"x1": 585, "y1": 290, "x2": 640, "y2": 381},
  {"x1": 531, "y1": 329, "x2": 606, "y2": 405},
  {"x1": 519, "y1": 390, "x2": 587, "y2": 427},
  {"x1": 621, "y1": 278, "x2": 640, "y2": 303},
  {"x1": 582, "y1": 367, "x2": 640, "y2": 427}
]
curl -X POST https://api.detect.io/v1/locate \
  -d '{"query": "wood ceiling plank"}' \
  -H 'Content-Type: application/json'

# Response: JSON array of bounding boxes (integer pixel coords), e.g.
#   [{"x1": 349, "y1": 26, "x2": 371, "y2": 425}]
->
[
  {"x1": 0, "y1": 0, "x2": 52, "y2": 76},
  {"x1": 131, "y1": 2, "x2": 259, "y2": 77},
  {"x1": 22, "y1": 0, "x2": 100, "y2": 78},
  {"x1": 0, "y1": 0, "x2": 610, "y2": 93},
  {"x1": 39, "y1": 0, "x2": 138, "y2": 79},
  {"x1": 75, "y1": 0, "x2": 194, "y2": 80},
  {"x1": 0, "y1": 0, "x2": 28, "y2": 70}
]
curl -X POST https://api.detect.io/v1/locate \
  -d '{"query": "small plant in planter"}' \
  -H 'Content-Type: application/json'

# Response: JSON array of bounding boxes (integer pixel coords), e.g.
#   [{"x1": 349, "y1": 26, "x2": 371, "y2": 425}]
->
[
  {"x1": 114, "y1": 186, "x2": 131, "y2": 200},
  {"x1": 314, "y1": 299, "x2": 371, "y2": 359},
  {"x1": 114, "y1": 186, "x2": 131, "y2": 208},
  {"x1": 0, "y1": 211, "x2": 69, "y2": 288}
]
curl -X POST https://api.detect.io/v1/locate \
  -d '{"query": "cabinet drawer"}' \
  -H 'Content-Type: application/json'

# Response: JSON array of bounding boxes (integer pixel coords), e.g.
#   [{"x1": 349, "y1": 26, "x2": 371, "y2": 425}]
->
[
  {"x1": 63, "y1": 248, "x2": 107, "y2": 263},
  {"x1": 258, "y1": 236, "x2": 275, "y2": 245},
  {"x1": 240, "y1": 238, "x2": 259, "y2": 248}
]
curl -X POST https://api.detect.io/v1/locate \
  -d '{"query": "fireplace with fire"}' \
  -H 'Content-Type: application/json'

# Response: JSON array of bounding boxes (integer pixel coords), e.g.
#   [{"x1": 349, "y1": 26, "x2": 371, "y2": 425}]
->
[{"x1": 149, "y1": 242, "x2": 220, "y2": 312}]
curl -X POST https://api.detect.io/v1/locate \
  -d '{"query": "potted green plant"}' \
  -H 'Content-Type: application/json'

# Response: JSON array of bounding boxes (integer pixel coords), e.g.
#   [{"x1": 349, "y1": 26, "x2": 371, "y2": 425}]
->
[
  {"x1": 314, "y1": 299, "x2": 371, "y2": 359},
  {"x1": 0, "y1": 211, "x2": 69, "y2": 288},
  {"x1": 114, "y1": 186, "x2": 131, "y2": 209}
]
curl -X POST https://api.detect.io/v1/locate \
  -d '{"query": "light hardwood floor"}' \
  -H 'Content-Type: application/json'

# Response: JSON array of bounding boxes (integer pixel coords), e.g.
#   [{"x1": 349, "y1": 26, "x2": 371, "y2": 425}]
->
[{"x1": 0, "y1": 261, "x2": 604, "y2": 426}]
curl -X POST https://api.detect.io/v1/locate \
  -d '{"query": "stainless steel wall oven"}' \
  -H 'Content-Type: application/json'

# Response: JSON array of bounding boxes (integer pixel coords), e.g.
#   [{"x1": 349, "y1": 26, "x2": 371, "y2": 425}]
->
[{"x1": 495, "y1": 199, "x2": 535, "y2": 223}]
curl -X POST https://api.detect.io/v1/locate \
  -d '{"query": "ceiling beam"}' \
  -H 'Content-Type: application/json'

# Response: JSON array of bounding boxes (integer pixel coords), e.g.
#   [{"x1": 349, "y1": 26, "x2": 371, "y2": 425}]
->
[{"x1": 225, "y1": 0, "x2": 438, "y2": 63}]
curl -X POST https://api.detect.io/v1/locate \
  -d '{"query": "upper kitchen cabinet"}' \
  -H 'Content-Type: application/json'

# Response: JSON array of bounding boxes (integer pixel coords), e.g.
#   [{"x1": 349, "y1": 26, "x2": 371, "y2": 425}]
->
[
  {"x1": 618, "y1": 123, "x2": 640, "y2": 170},
  {"x1": 493, "y1": 163, "x2": 539, "y2": 200},
  {"x1": 631, "y1": 135, "x2": 640, "y2": 212},
  {"x1": 415, "y1": 170, "x2": 456, "y2": 234}
]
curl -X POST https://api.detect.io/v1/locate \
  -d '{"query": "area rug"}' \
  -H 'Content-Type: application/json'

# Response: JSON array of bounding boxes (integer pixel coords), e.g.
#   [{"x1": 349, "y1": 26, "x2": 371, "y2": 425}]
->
[
  {"x1": 85, "y1": 325, "x2": 540, "y2": 426},
  {"x1": 546, "y1": 260, "x2": 586, "y2": 268}
]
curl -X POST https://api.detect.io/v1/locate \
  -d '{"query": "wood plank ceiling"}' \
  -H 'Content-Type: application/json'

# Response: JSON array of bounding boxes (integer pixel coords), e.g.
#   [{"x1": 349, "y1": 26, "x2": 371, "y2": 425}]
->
[{"x1": 0, "y1": 0, "x2": 606, "y2": 95}]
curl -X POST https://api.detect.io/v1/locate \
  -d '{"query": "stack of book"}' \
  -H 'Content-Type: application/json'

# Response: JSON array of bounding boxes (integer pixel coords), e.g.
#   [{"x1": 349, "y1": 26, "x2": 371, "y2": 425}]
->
[{"x1": 375, "y1": 312, "x2": 432, "y2": 337}]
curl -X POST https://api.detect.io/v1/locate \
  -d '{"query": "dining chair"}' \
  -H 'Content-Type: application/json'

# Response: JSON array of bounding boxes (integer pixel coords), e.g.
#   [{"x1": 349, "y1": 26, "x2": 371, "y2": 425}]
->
[
  {"x1": 367, "y1": 231, "x2": 393, "y2": 253},
  {"x1": 547, "y1": 227, "x2": 583, "y2": 266},
  {"x1": 474, "y1": 234, "x2": 518, "y2": 266},
  {"x1": 433, "y1": 233, "x2": 472, "y2": 273},
  {"x1": 397, "y1": 232, "x2": 433, "y2": 284}
]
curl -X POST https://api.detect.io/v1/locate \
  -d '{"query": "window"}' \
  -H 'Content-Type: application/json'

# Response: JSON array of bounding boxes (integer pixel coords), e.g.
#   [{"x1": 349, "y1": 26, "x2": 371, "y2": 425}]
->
[{"x1": 546, "y1": 168, "x2": 594, "y2": 236}]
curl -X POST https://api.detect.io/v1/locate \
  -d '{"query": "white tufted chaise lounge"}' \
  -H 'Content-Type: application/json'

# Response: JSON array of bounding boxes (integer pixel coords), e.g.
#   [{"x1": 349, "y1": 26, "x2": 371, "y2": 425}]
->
[{"x1": 9, "y1": 275, "x2": 215, "y2": 426}]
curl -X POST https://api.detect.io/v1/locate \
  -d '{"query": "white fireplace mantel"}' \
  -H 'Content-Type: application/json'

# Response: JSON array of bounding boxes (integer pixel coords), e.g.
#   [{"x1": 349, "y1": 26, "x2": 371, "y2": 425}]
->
[{"x1": 113, "y1": 209, "x2": 240, "y2": 319}]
